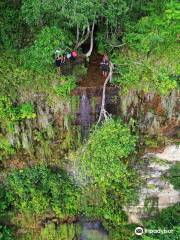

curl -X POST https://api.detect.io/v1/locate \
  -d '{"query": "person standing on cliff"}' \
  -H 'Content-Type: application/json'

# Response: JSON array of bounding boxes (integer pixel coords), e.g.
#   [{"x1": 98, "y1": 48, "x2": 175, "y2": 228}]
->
[{"x1": 100, "y1": 54, "x2": 109, "y2": 77}]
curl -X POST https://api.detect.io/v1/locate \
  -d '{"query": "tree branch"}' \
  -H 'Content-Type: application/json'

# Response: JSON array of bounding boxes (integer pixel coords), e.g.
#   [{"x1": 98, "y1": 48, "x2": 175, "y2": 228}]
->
[
  {"x1": 97, "y1": 62, "x2": 114, "y2": 124},
  {"x1": 76, "y1": 24, "x2": 80, "y2": 46},
  {"x1": 75, "y1": 25, "x2": 90, "y2": 49},
  {"x1": 85, "y1": 21, "x2": 95, "y2": 58}
]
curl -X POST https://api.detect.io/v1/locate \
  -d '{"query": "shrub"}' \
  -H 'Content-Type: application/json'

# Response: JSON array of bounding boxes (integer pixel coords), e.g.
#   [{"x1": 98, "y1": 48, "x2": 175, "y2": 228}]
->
[
  {"x1": 0, "y1": 225, "x2": 14, "y2": 240},
  {"x1": 169, "y1": 163, "x2": 180, "y2": 190},
  {"x1": 5, "y1": 165, "x2": 81, "y2": 217},
  {"x1": 21, "y1": 26, "x2": 74, "y2": 73},
  {"x1": 54, "y1": 76, "x2": 76, "y2": 98},
  {"x1": 78, "y1": 119, "x2": 139, "y2": 225}
]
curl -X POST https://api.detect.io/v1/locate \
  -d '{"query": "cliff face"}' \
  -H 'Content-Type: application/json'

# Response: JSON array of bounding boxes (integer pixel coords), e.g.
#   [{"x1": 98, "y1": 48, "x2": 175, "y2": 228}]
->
[
  {"x1": 3, "y1": 88, "x2": 179, "y2": 164},
  {"x1": 120, "y1": 90, "x2": 180, "y2": 137}
]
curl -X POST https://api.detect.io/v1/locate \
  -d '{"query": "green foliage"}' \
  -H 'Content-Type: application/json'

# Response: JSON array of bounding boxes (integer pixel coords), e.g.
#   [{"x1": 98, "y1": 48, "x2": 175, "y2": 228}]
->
[
  {"x1": 147, "y1": 203, "x2": 180, "y2": 228},
  {"x1": 111, "y1": 47, "x2": 178, "y2": 94},
  {"x1": 0, "y1": 52, "x2": 61, "y2": 99},
  {"x1": 141, "y1": 203, "x2": 180, "y2": 240},
  {"x1": 0, "y1": 97, "x2": 35, "y2": 159},
  {"x1": 19, "y1": 103, "x2": 36, "y2": 119},
  {"x1": 72, "y1": 65, "x2": 87, "y2": 79},
  {"x1": 54, "y1": 76, "x2": 76, "y2": 98},
  {"x1": 144, "y1": 135, "x2": 166, "y2": 149},
  {"x1": 80, "y1": 119, "x2": 137, "y2": 186},
  {"x1": 168, "y1": 163, "x2": 180, "y2": 190},
  {"x1": 39, "y1": 223, "x2": 81, "y2": 240},
  {"x1": 0, "y1": 185, "x2": 9, "y2": 217},
  {"x1": 0, "y1": 136, "x2": 15, "y2": 161},
  {"x1": 0, "y1": 96, "x2": 36, "y2": 130},
  {"x1": 110, "y1": 0, "x2": 179, "y2": 94},
  {"x1": 0, "y1": 225, "x2": 14, "y2": 240},
  {"x1": 126, "y1": 204, "x2": 180, "y2": 240},
  {"x1": 21, "y1": 26, "x2": 73, "y2": 73},
  {"x1": 77, "y1": 119, "x2": 138, "y2": 226},
  {"x1": 21, "y1": 0, "x2": 42, "y2": 27},
  {"x1": 4, "y1": 165, "x2": 81, "y2": 217},
  {"x1": 0, "y1": 1, "x2": 27, "y2": 49}
]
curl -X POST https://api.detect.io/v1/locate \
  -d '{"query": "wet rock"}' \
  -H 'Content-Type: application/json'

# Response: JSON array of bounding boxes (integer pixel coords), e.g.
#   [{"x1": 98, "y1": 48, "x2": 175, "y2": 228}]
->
[
  {"x1": 154, "y1": 145, "x2": 180, "y2": 161},
  {"x1": 125, "y1": 145, "x2": 180, "y2": 224}
]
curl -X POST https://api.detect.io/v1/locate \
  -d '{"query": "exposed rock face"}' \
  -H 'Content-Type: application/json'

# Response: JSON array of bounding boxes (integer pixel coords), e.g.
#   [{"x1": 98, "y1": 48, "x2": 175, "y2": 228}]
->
[
  {"x1": 125, "y1": 145, "x2": 180, "y2": 224},
  {"x1": 4, "y1": 87, "x2": 120, "y2": 162},
  {"x1": 2, "y1": 88, "x2": 179, "y2": 165},
  {"x1": 120, "y1": 90, "x2": 180, "y2": 136},
  {"x1": 155, "y1": 145, "x2": 180, "y2": 161}
]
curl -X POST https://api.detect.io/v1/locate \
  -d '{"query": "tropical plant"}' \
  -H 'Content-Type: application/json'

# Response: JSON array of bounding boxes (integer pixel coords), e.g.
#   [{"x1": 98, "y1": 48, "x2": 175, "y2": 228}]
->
[
  {"x1": 5, "y1": 165, "x2": 81, "y2": 217},
  {"x1": 21, "y1": 26, "x2": 74, "y2": 73},
  {"x1": 0, "y1": 225, "x2": 14, "y2": 240},
  {"x1": 168, "y1": 163, "x2": 180, "y2": 190},
  {"x1": 54, "y1": 76, "x2": 76, "y2": 98},
  {"x1": 77, "y1": 119, "x2": 139, "y2": 226}
]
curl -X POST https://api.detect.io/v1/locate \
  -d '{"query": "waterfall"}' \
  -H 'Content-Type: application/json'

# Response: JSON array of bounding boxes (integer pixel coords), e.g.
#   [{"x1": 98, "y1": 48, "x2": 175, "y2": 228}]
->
[{"x1": 79, "y1": 93, "x2": 91, "y2": 140}]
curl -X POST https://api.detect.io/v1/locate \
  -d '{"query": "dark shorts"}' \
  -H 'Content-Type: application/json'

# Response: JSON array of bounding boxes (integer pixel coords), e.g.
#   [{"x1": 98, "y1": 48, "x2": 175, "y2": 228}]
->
[
  {"x1": 55, "y1": 60, "x2": 62, "y2": 67},
  {"x1": 100, "y1": 64, "x2": 109, "y2": 72}
]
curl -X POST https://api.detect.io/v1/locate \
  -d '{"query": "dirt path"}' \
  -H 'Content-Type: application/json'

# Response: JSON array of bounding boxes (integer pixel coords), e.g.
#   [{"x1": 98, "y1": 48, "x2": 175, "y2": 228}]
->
[{"x1": 80, "y1": 52, "x2": 105, "y2": 87}]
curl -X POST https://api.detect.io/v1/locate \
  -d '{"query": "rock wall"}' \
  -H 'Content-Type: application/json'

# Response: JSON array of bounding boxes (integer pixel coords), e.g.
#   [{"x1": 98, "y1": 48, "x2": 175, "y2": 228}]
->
[
  {"x1": 2, "y1": 88, "x2": 180, "y2": 168},
  {"x1": 120, "y1": 89, "x2": 180, "y2": 136},
  {"x1": 125, "y1": 145, "x2": 180, "y2": 224}
]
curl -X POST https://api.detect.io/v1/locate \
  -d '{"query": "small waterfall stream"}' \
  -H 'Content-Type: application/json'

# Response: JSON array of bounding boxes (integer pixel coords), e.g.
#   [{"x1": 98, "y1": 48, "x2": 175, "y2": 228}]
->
[{"x1": 79, "y1": 93, "x2": 92, "y2": 140}]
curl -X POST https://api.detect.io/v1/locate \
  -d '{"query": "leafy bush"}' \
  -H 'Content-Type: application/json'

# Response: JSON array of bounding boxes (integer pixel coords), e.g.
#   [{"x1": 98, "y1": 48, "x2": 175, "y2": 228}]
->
[
  {"x1": 19, "y1": 103, "x2": 36, "y2": 119},
  {"x1": 54, "y1": 76, "x2": 76, "y2": 98},
  {"x1": 0, "y1": 96, "x2": 36, "y2": 144},
  {"x1": 77, "y1": 119, "x2": 138, "y2": 225},
  {"x1": 111, "y1": 51, "x2": 177, "y2": 94},
  {"x1": 21, "y1": 26, "x2": 73, "y2": 73},
  {"x1": 126, "y1": 204, "x2": 180, "y2": 240},
  {"x1": 0, "y1": 136, "x2": 15, "y2": 161},
  {"x1": 169, "y1": 163, "x2": 180, "y2": 190},
  {"x1": 0, "y1": 97, "x2": 36, "y2": 126},
  {"x1": 111, "y1": 1, "x2": 179, "y2": 94},
  {"x1": 141, "y1": 203, "x2": 180, "y2": 240},
  {"x1": 5, "y1": 165, "x2": 81, "y2": 217},
  {"x1": 80, "y1": 119, "x2": 137, "y2": 187},
  {"x1": 0, "y1": 225, "x2": 14, "y2": 240},
  {"x1": 0, "y1": 97, "x2": 36, "y2": 160}
]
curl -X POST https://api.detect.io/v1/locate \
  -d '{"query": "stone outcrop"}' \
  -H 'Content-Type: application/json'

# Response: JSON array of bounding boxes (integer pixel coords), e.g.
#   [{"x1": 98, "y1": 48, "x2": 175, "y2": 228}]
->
[{"x1": 125, "y1": 145, "x2": 180, "y2": 224}]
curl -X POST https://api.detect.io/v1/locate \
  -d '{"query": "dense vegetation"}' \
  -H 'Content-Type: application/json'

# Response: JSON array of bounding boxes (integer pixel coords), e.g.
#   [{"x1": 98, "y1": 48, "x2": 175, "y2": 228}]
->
[
  {"x1": 0, "y1": 0, "x2": 179, "y2": 96},
  {"x1": 78, "y1": 119, "x2": 138, "y2": 224},
  {"x1": 0, "y1": 0, "x2": 179, "y2": 239},
  {"x1": 124, "y1": 203, "x2": 180, "y2": 240},
  {"x1": 169, "y1": 163, "x2": 180, "y2": 190}
]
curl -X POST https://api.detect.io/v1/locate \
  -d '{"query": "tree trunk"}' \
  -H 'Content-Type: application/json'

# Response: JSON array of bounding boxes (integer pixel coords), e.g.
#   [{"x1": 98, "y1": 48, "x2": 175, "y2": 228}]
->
[
  {"x1": 85, "y1": 21, "x2": 95, "y2": 58},
  {"x1": 75, "y1": 25, "x2": 90, "y2": 49},
  {"x1": 97, "y1": 62, "x2": 114, "y2": 123}
]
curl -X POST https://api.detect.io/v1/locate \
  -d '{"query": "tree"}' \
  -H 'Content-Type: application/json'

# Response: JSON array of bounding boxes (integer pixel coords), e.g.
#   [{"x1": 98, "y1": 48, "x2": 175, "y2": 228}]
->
[
  {"x1": 21, "y1": 26, "x2": 74, "y2": 72},
  {"x1": 15, "y1": 0, "x2": 134, "y2": 56},
  {"x1": 111, "y1": 0, "x2": 179, "y2": 94},
  {"x1": 74, "y1": 119, "x2": 138, "y2": 225}
]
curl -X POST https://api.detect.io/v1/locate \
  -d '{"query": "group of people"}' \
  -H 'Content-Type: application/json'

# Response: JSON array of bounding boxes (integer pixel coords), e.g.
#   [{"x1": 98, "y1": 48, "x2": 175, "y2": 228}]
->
[
  {"x1": 55, "y1": 50, "x2": 78, "y2": 74},
  {"x1": 55, "y1": 49, "x2": 110, "y2": 77}
]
